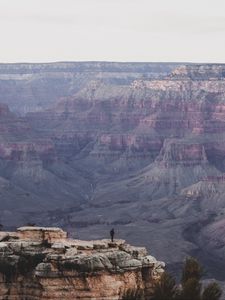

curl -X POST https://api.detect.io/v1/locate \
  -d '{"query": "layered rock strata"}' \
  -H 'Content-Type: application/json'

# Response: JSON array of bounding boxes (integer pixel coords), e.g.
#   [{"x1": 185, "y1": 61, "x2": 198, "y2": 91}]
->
[
  {"x1": 0, "y1": 227, "x2": 164, "y2": 300},
  {"x1": 1, "y1": 62, "x2": 225, "y2": 288}
]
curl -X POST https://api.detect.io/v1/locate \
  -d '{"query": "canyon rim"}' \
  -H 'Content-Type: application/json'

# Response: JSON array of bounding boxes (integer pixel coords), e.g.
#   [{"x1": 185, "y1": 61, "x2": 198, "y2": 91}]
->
[{"x1": 0, "y1": 62, "x2": 225, "y2": 295}]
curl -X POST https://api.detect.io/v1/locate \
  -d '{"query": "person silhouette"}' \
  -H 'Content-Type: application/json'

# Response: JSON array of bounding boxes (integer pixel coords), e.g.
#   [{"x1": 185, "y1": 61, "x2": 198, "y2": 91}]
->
[{"x1": 110, "y1": 228, "x2": 115, "y2": 242}]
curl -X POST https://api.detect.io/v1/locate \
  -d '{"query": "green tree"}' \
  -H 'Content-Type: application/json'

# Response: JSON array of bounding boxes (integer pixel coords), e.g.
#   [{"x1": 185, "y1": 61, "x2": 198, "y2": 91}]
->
[
  {"x1": 202, "y1": 282, "x2": 222, "y2": 300},
  {"x1": 181, "y1": 257, "x2": 202, "y2": 284},
  {"x1": 151, "y1": 257, "x2": 222, "y2": 300},
  {"x1": 152, "y1": 272, "x2": 178, "y2": 300},
  {"x1": 179, "y1": 257, "x2": 202, "y2": 300},
  {"x1": 180, "y1": 278, "x2": 201, "y2": 300}
]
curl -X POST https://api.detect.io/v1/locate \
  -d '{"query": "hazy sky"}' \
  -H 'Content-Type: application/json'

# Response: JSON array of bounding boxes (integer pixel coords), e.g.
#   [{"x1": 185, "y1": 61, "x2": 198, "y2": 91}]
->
[{"x1": 1, "y1": 0, "x2": 225, "y2": 63}]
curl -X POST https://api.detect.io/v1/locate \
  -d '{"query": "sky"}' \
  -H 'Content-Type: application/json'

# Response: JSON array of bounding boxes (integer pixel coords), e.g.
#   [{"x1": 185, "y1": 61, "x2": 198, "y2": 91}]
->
[{"x1": 0, "y1": 0, "x2": 225, "y2": 63}]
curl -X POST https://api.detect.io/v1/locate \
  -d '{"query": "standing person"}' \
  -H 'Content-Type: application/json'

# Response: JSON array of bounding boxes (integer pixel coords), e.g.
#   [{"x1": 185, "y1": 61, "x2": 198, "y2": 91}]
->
[{"x1": 110, "y1": 228, "x2": 115, "y2": 242}]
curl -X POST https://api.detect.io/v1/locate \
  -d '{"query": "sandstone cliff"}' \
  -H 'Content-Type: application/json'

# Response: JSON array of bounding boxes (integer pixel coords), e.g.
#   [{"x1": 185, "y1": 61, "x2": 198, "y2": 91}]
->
[{"x1": 0, "y1": 227, "x2": 164, "y2": 300}]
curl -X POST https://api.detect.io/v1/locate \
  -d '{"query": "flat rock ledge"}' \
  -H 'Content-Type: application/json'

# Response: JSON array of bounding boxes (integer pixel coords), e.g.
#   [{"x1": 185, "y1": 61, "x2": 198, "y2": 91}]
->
[{"x1": 0, "y1": 227, "x2": 165, "y2": 300}]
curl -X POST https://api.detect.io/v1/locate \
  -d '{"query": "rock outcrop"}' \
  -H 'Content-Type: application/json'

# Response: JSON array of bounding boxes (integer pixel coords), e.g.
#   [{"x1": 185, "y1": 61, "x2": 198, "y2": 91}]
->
[{"x1": 0, "y1": 227, "x2": 164, "y2": 300}]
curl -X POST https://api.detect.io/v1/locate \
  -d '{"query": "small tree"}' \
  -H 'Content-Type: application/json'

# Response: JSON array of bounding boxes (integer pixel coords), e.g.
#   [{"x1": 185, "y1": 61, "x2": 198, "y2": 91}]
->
[
  {"x1": 151, "y1": 257, "x2": 222, "y2": 300},
  {"x1": 181, "y1": 257, "x2": 202, "y2": 284},
  {"x1": 202, "y1": 282, "x2": 222, "y2": 300},
  {"x1": 152, "y1": 272, "x2": 178, "y2": 300},
  {"x1": 179, "y1": 257, "x2": 202, "y2": 300},
  {"x1": 180, "y1": 278, "x2": 201, "y2": 300},
  {"x1": 180, "y1": 257, "x2": 222, "y2": 300}
]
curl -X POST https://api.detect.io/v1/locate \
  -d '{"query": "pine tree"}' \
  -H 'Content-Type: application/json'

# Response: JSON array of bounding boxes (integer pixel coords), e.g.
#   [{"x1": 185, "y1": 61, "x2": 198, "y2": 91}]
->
[
  {"x1": 179, "y1": 257, "x2": 202, "y2": 300},
  {"x1": 202, "y1": 282, "x2": 222, "y2": 300},
  {"x1": 181, "y1": 257, "x2": 202, "y2": 284},
  {"x1": 135, "y1": 256, "x2": 222, "y2": 300},
  {"x1": 180, "y1": 278, "x2": 201, "y2": 300},
  {"x1": 152, "y1": 272, "x2": 178, "y2": 300}
]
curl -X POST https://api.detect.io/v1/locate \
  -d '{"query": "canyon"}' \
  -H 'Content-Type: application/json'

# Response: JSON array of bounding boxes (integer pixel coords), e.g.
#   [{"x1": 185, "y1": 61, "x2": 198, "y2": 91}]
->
[{"x1": 0, "y1": 62, "x2": 225, "y2": 294}]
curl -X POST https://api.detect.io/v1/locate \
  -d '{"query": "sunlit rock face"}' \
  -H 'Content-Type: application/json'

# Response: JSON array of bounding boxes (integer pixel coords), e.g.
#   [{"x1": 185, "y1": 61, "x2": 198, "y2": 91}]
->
[
  {"x1": 0, "y1": 62, "x2": 225, "y2": 288},
  {"x1": 0, "y1": 227, "x2": 164, "y2": 300}
]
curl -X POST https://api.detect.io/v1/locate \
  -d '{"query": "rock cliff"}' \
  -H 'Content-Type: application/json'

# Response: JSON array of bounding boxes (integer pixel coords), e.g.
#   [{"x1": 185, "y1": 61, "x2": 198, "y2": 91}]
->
[
  {"x1": 0, "y1": 227, "x2": 164, "y2": 300},
  {"x1": 0, "y1": 62, "x2": 225, "y2": 289},
  {"x1": 0, "y1": 62, "x2": 177, "y2": 114}
]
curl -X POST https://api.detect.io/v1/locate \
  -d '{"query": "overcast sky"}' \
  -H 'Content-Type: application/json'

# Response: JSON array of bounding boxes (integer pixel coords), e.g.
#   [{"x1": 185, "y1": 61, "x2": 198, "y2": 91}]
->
[{"x1": 0, "y1": 0, "x2": 225, "y2": 63}]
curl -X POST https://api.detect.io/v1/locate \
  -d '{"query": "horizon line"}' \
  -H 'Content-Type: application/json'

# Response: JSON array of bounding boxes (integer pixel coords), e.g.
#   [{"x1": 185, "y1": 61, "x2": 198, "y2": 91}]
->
[{"x1": 0, "y1": 60, "x2": 225, "y2": 65}]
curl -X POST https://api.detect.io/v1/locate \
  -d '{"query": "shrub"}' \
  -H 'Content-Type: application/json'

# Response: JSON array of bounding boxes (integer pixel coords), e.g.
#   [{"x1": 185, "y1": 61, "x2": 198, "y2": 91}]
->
[{"x1": 202, "y1": 282, "x2": 222, "y2": 300}]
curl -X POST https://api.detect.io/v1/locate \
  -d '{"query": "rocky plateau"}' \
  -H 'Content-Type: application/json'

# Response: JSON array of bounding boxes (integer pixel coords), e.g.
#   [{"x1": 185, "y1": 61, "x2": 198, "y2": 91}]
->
[{"x1": 0, "y1": 226, "x2": 164, "y2": 299}]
